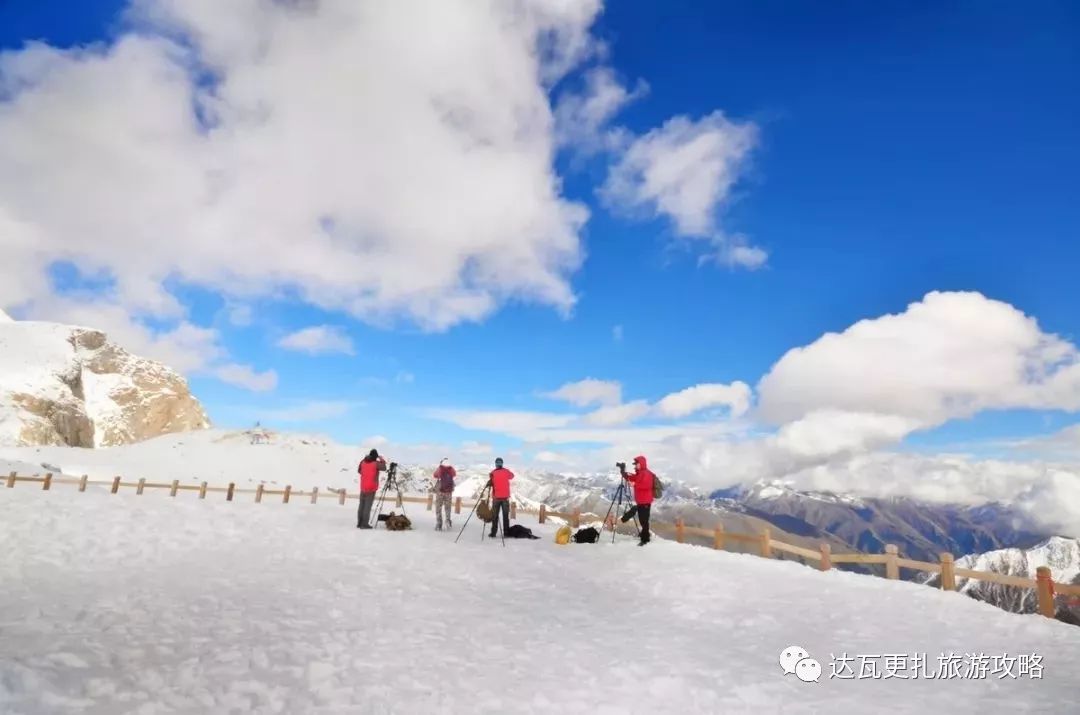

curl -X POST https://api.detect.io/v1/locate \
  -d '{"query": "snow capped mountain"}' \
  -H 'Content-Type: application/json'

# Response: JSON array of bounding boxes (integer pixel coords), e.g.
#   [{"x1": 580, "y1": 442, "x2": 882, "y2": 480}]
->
[
  {"x1": 920, "y1": 537, "x2": 1080, "y2": 622},
  {"x1": 709, "y1": 478, "x2": 1053, "y2": 568},
  {"x1": 0, "y1": 315, "x2": 210, "y2": 448}
]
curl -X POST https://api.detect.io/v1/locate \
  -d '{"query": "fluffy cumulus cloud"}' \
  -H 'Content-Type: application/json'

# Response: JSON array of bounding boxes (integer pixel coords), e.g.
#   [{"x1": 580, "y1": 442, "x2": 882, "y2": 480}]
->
[
  {"x1": 600, "y1": 111, "x2": 766, "y2": 268},
  {"x1": 0, "y1": 0, "x2": 611, "y2": 333},
  {"x1": 276, "y1": 326, "x2": 355, "y2": 356},
  {"x1": 756, "y1": 291, "x2": 1080, "y2": 428}
]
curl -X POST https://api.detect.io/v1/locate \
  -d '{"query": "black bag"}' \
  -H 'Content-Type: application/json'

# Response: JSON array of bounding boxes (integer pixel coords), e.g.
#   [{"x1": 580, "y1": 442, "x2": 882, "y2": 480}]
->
[
  {"x1": 505, "y1": 524, "x2": 540, "y2": 539},
  {"x1": 573, "y1": 526, "x2": 600, "y2": 543},
  {"x1": 620, "y1": 505, "x2": 638, "y2": 523}
]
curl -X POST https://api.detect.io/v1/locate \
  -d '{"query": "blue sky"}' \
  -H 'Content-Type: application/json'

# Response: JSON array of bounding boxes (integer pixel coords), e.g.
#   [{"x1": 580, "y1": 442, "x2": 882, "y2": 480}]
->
[{"x1": 1, "y1": 1, "x2": 1079, "y2": 494}]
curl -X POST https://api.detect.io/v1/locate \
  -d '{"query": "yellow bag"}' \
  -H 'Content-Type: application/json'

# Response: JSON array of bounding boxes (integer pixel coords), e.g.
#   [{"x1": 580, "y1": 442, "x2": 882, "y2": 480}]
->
[{"x1": 555, "y1": 525, "x2": 571, "y2": 545}]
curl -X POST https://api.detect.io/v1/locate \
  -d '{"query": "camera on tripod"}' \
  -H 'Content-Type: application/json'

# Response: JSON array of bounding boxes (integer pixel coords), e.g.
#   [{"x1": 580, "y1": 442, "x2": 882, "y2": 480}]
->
[{"x1": 616, "y1": 461, "x2": 627, "y2": 472}]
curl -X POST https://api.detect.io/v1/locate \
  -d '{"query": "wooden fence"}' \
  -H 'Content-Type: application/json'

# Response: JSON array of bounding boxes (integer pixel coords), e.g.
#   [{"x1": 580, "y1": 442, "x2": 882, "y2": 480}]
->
[{"x1": 6, "y1": 471, "x2": 1080, "y2": 619}]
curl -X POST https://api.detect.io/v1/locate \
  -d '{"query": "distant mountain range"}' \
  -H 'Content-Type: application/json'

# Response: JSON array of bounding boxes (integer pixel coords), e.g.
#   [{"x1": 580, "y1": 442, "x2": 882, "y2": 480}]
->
[{"x1": 709, "y1": 480, "x2": 1051, "y2": 564}]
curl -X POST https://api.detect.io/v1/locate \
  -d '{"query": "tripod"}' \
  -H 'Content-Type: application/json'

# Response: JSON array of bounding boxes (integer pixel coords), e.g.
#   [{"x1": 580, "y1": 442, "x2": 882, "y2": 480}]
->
[
  {"x1": 600, "y1": 474, "x2": 639, "y2": 544},
  {"x1": 372, "y1": 463, "x2": 403, "y2": 529},
  {"x1": 454, "y1": 483, "x2": 504, "y2": 547}
]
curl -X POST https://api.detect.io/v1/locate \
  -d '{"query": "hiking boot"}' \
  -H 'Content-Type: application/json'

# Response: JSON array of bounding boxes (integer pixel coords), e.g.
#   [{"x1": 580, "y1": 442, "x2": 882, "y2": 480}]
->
[
  {"x1": 489, "y1": 532, "x2": 497, "y2": 538},
  {"x1": 435, "y1": 525, "x2": 442, "y2": 531}
]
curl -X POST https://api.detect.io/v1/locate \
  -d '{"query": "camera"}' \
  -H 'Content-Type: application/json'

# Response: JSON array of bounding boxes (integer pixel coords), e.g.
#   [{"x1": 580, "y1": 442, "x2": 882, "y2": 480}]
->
[{"x1": 616, "y1": 461, "x2": 626, "y2": 471}]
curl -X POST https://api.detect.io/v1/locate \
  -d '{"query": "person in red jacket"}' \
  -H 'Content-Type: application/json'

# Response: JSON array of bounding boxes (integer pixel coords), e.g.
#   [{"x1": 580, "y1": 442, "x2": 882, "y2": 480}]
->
[
  {"x1": 621, "y1": 454, "x2": 655, "y2": 545},
  {"x1": 486, "y1": 457, "x2": 514, "y2": 538},
  {"x1": 357, "y1": 448, "x2": 386, "y2": 529}
]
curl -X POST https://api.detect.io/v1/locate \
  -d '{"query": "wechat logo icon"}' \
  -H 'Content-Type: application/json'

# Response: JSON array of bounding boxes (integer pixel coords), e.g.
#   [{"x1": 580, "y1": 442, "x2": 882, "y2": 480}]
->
[{"x1": 779, "y1": 645, "x2": 821, "y2": 683}]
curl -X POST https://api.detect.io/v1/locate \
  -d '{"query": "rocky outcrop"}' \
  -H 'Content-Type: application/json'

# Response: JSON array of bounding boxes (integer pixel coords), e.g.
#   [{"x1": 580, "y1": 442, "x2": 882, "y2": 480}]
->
[{"x1": 0, "y1": 319, "x2": 210, "y2": 448}]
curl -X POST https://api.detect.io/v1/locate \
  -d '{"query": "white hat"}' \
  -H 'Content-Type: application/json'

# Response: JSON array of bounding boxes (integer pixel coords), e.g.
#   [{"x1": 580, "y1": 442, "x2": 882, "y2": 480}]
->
[{"x1": 440, "y1": 458, "x2": 449, "y2": 467}]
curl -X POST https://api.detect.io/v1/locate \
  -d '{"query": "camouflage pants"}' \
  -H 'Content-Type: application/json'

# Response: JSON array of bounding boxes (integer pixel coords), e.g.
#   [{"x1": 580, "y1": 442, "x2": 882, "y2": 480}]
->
[{"x1": 435, "y1": 492, "x2": 453, "y2": 528}]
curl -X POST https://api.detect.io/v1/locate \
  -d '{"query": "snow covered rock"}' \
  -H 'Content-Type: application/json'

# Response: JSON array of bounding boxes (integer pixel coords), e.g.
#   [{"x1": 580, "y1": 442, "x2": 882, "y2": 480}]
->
[
  {"x1": 923, "y1": 537, "x2": 1080, "y2": 619},
  {"x1": 0, "y1": 316, "x2": 210, "y2": 448}
]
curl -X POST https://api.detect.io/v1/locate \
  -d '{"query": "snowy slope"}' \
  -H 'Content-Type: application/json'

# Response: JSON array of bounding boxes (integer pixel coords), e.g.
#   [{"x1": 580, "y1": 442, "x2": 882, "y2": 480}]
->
[
  {"x1": 0, "y1": 316, "x2": 209, "y2": 448},
  {"x1": 1, "y1": 487, "x2": 1077, "y2": 712}
]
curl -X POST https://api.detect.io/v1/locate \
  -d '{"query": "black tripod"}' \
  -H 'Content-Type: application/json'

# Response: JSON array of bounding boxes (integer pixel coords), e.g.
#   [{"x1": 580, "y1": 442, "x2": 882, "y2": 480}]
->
[
  {"x1": 600, "y1": 474, "x2": 639, "y2": 544},
  {"x1": 372, "y1": 463, "x2": 403, "y2": 529},
  {"x1": 455, "y1": 483, "x2": 504, "y2": 547}
]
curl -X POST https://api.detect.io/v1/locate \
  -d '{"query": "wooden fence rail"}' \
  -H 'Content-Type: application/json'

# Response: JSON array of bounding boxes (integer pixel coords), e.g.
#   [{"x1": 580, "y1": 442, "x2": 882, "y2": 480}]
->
[{"x1": 6, "y1": 471, "x2": 1079, "y2": 617}]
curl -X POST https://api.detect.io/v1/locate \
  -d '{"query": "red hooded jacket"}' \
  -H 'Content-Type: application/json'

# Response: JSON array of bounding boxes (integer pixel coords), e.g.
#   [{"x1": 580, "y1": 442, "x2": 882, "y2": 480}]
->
[
  {"x1": 359, "y1": 457, "x2": 386, "y2": 493},
  {"x1": 623, "y1": 455, "x2": 655, "y2": 506},
  {"x1": 488, "y1": 467, "x2": 514, "y2": 500}
]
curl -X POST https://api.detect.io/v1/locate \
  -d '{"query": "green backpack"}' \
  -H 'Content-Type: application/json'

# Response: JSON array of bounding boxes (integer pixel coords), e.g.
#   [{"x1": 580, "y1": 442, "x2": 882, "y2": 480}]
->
[{"x1": 652, "y1": 474, "x2": 664, "y2": 499}]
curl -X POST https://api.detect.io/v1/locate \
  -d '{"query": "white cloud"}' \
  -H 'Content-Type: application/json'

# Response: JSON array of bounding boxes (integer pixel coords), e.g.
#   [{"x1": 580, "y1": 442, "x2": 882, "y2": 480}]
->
[
  {"x1": 600, "y1": 110, "x2": 764, "y2": 267},
  {"x1": 582, "y1": 400, "x2": 651, "y2": 427},
  {"x1": 654, "y1": 381, "x2": 752, "y2": 419},
  {"x1": 226, "y1": 304, "x2": 253, "y2": 327},
  {"x1": 395, "y1": 371, "x2": 415, "y2": 384},
  {"x1": 756, "y1": 291, "x2": 1080, "y2": 429},
  {"x1": 554, "y1": 66, "x2": 647, "y2": 154},
  {"x1": 260, "y1": 400, "x2": 353, "y2": 423},
  {"x1": 542, "y1": 378, "x2": 622, "y2": 407},
  {"x1": 277, "y1": 325, "x2": 355, "y2": 356},
  {"x1": 0, "y1": 0, "x2": 608, "y2": 333},
  {"x1": 612, "y1": 325, "x2": 623, "y2": 342},
  {"x1": 214, "y1": 364, "x2": 278, "y2": 393}
]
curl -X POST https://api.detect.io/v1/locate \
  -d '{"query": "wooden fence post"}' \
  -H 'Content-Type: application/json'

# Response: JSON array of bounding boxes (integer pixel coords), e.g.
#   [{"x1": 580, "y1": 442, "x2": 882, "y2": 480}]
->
[
  {"x1": 7, "y1": 471, "x2": 16, "y2": 488},
  {"x1": 1036, "y1": 566, "x2": 1055, "y2": 618},
  {"x1": 539, "y1": 504, "x2": 547, "y2": 524},
  {"x1": 79, "y1": 474, "x2": 88, "y2": 493},
  {"x1": 713, "y1": 523, "x2": 725, "y2": 550},
  {"x1": 940, "y1": 553, "x2": 956, "y2": 591},
  {"x1": 311, "y1": 487, "x2": 319, "y2": 504},
  {"x1": 760, "y1": 528, "x2": 772, "y2": 558},
  {"x1": 227, "y1": 482, "x2": 235, "y2": 501},
  {"x1": 255, "y1": 484, "x2": 264, "y2": 503},
  {"x1": 455, "y1": 497, "x2": 462, "y2": 514},
  {"x1": 675, "y1": 517, "x2": 685, "y2": 544},
  {"x1": 338, "y1": 489, "x2": 346, "y2": 505},
  {"x1": 510, "y1": 502, "x2": 517, "y2": 520},
  {"x1": 819, "y1": 543, "x2": 832, "y2": 571},
  {"x1": 199, "y1": 481, "x2": 207, "y2": 499},
  {"x1": 136, "y1": 478, "x2": 146, "y2": 495},
  {"x1": 885, "y1": 544, "x2": 899, "y2": 580},
  {"x1": 572, "y1": 508, "x2": 581, "y2": 528},
  {"x1": 426, "y1": 493, "x2": 434, "y2": 511},
  {"x1": 283, "y1": 485, "x2": 291, "y2": 504},
  {"x1": 111, "y1": 476, "x2": 121, "y2": 494},
  {"x1": 169, "y1": 480, "x2": 179, "y2": 497},
  {"x1": 43, "y1": 473, "x2": 53, "y2": 491}
]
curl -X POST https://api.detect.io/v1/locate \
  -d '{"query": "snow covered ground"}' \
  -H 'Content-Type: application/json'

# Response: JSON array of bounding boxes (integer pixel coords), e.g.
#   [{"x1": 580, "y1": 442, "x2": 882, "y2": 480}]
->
[{"x1": 2, "y1": 488, "x2": 1079, "y2": 713}]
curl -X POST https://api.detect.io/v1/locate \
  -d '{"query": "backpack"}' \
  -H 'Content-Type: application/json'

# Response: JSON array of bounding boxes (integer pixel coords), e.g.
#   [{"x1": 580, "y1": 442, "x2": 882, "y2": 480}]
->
[
  {"x1": 652, "y1": 474, "x2": 664, "y2": 499},
  {"x1": 506, "y1": 524, "x2": 539, "y2": 540},
  {"x1": 437, "y1": 466, "x2": 455, "y2": 493},
  {"x1": 555, "y1": 525, "x2": 572, "y2": 545},
  {"x1": 475, "y1": 499, "x2": 492, "y2": 523},
  {"x1": 383, "y1": 513, "x2": 412, "y2": 531},
  {"x1": 573, "y1": 526, "x2": 600, "y2": 544}
]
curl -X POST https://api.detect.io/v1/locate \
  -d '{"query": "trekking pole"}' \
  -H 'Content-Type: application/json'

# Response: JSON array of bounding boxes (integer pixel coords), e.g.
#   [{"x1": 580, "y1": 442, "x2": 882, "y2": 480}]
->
[{"x1": 454, "y1": 484, "x2": 490, "y2": 543}]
